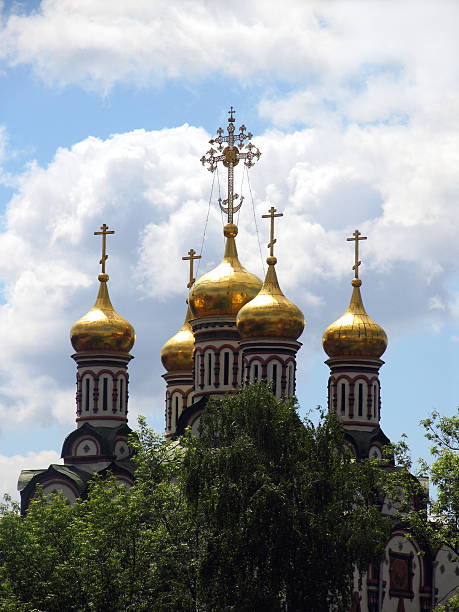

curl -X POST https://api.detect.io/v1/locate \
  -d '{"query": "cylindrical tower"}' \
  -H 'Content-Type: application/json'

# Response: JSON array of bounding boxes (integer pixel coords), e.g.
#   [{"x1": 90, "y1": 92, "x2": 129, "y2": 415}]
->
[
  {"x1": 70, "y1": 234, "x2": 135, "y2": 429},
  {"x1": 188, "y1": 223, "x2": 262, "y2": 401},
  {"x1": 322, "y1": 230, "x2": 387, "y2": 459},
  {"x1": 237, "y1": 207, "x2": 304, "y2": 399},
  {"x1": 161, "y1": 304, "x2": 195, "y2": 437}
]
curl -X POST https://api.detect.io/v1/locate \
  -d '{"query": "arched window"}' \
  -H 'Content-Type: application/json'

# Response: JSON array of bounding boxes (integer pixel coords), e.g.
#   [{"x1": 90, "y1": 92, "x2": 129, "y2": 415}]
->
[
  {"x1": 340, "y1": 382, "x2": 346, "y2": 414},
  {"x1": 85, "y1": 377, "x2": 90, "y2": 411},
  {"x1": 175, "y1": 395, "x2": 179, "y2": 428},
  {"x1": 357, "y1": 383, "x2": 363, "y2": 417},
  {"x1": 207, "y1": 352, "x2": 212, "y2": 386},
  {"x1": 196, "y1": 353, "x2": 201, "y2": 386},
  {"x1": 102, "y1": 377, "x2": 108, "y2": 411},
  {"x1": 119, "y1": 378, "x2": 124, "y2": 413},
  {"x1": 223, "y1": 351, "x2": 230, "y2": 386}
]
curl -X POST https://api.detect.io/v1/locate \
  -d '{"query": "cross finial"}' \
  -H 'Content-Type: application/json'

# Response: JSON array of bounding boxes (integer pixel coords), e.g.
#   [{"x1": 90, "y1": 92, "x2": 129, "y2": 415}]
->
[
  {"x1": 200, "y1": 108, "x2": 261, "y2": 225},
  {"x1": 94, "y1": 223, "x2": 115, "y2": 275},
  {"x1": 346, "y1": 229, "x2": 367, "y2": 278},
  {"x1": 262, "y1": 206, "x2": 283, "y2": 258},
  {"x1": 182, "y1": 248, "x2": 201, "y2": 289}
]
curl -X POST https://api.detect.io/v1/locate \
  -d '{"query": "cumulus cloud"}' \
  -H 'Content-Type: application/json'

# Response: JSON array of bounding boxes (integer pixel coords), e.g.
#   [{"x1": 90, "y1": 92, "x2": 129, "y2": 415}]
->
[
  {"x1": 0, "y1": 116, "x2": 456, "y2": 442},
  {"x1": 0, "y1": 1, "x2": 457, "y2": 98},
  {"x1": 0, "y1": 1, "x2": 457, "y2": 494},
  {"x1": 0, "y1": 450, "x2": 61, "y2": 500}
]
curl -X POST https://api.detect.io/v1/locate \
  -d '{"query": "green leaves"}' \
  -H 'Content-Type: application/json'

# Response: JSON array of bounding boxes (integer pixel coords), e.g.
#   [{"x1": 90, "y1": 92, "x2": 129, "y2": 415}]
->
[{"x1": 0, "y1": 384, "x2": 391, "y2": 611}]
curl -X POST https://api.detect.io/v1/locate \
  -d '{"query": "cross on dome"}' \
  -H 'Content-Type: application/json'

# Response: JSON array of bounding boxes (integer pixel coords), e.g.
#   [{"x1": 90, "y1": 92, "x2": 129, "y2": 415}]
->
[
  {"x1": 182, "y1": 248, "x2": 201, "y2": 289},
  {"x1": 262, "y1": 206, "x2": 283, "y2": 259},
  {"x1": 94, "y1": 223, "x2": 115, "y2": 276},
  {"x1": 200, "y1": 107, "x2": 261, "y2": 225},
  {"x1": 346, "y1": 229, "x2": 367, "y2": 279}
]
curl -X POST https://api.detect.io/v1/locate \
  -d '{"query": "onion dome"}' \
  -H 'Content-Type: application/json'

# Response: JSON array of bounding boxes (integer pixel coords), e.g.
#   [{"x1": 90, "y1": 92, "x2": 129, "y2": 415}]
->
[
  {"x1": 237, "y1": 256, "x2": 304, "y2": 340},
  {"x1": 70, "y1": 273, "x2": 135, "y2": 353},
  {"x1": 322, "y1": 278, "x2": 387, "y2": 359},
  {"x1": 160, "y1": 305, "x2": 194, "y2": 371},
  {"x1": 188, "y1": 224, "x2": 262, "y2": 319}
]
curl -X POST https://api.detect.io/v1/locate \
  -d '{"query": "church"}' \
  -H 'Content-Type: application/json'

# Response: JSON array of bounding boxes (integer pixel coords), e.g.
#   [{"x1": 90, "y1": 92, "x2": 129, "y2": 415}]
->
[{"x1": 18, "y1": 110, "x2": 458, "y2": 611}]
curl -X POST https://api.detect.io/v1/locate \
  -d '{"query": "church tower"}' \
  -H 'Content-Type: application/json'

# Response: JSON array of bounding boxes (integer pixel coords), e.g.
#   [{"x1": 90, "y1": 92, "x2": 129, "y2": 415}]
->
[
  {"x1": 170, "y1": 109, "x2": 263, "y2": 435},
  {"x1": 160, "y1": 249, "x2": 198, "y2": 438},
  {"x1": 322, "y1": 230, "x2": 389, "y2": 459},
  {"x1": 18, "y1": 225, "x2": 136, "y2": 512},
  {"x1": 237, "y1": 207, "x2": 304, "y2": 399}
]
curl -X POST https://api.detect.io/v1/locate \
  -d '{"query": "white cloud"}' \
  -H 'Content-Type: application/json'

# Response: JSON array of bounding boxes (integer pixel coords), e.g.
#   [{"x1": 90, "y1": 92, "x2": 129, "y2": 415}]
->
[
  {"x1": 0, "y1": 450, "x2": 61, "y2": 500},
  {"x1": 0, "y1": 1, "x2": 457, "y2": 98},
  {"x1": 0, "y1": 115, "x2": 456, "y2": 442}
]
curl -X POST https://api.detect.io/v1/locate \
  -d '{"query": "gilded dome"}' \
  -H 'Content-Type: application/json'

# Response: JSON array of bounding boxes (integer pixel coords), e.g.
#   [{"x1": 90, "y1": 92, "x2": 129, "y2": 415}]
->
[
  {"x1": 322, "y1": 279, "x2": 387, "y2": 359},
  {"x1": 160, "y1": 305, "x2": 195, "y2": 372},
  {"x1": 188, "y1": 224, "x2": 262, "y2": 319},
  {"x1": 70, "y1": 274, "x2": 135, "y2": 353},
  {"x1": 237, "y1": 256, "x2": 304, "y2": 340}
]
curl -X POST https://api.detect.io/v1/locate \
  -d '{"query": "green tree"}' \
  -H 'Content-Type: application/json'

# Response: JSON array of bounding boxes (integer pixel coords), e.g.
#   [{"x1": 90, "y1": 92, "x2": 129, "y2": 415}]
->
[
  {"x1": 183, "y1": 383, "x2": 389, "y2": 611},
  {"x1": 0, "y1": 384, "x2": 390, "y2": 611},
  {"x1": 382, "y1": 407, "x2": 459, "y2": 611}
]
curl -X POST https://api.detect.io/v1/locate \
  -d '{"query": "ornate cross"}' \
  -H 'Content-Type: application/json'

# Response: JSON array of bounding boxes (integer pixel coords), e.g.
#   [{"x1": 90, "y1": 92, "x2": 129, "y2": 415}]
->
[
  {"x1": 182, "y1": 248, "x2": 201, "y2": 288},
  {"x1": 94, "y1": 223, "x2": 115, "y2": 274},
  {"x1": 346, "y1": 229, "x2": 367, "y2": 278},
  {"x1": 262, "y1": 206, "x2": 283, "y2": 257},
  {"x1": 200, "y1": 107, "x2": 261, "y2": 224}
]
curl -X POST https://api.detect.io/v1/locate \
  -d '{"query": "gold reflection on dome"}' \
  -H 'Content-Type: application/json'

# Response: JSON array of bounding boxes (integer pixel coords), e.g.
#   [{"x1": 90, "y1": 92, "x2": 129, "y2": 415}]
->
[
  {"x1": 237, "y1": 256, "x2": 304, "y2": 340},
  {"x1": 322, "y1": 278, "x2": 387, "y2": 359},
  {"x1": 188, "y1": 224, "x2": 262, "y2": 318},
  {"x1": 161, "y1": 305, "x2": 194, "y2": 372},
  {"x1": 70, "y1": 274, "x2": 135, "y2": 353}
]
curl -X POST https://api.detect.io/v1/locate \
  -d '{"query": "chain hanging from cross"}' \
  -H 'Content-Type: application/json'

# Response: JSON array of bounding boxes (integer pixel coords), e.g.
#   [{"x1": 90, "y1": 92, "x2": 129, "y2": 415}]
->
[
  {"x1": 346, "y1": 229, "x2": 367, "y2": 278},
  {"x1": 262, "y1": 206, "x2": 283, "y2": 259},
  {"x1": 200, "y1": 107, "x2": 261, "y2": 224},
  {"x1": 182, "y1": 248, "x2": 201, "y2": 289},
  {"x1": 94, "y1": 223, "x2": 115, "y2": 275}
]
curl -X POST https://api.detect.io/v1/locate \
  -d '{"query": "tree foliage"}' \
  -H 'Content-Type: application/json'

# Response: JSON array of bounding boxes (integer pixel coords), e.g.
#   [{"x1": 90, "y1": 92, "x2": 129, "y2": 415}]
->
[{"x1": 0, "y1": 384, "x2": 391, "y2": 611}]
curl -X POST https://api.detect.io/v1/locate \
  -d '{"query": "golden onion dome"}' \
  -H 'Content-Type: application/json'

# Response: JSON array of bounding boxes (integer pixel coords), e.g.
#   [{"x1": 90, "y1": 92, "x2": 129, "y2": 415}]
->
[
  {"x1": 322, "y1": 278, "x2": 387, "y2": 359},
  {"x1": 188, "y1": 224, "x2": 262, "y2": 319},
  {"x1": 70, "y1": 273, "x2": 135, "y2": 353},
  {"x1": 160, "y1": 305, "x2": 195, "y2": 372},
  {"x1": 237, "y1": 256, "x2": 305, "y2": 340}
]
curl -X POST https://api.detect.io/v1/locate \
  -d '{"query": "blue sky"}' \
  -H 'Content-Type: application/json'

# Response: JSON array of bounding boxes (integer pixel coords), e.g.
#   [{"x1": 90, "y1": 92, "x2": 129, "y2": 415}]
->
[{"x1": 0, "y1": 0, "x2": 458, "y2": 496}]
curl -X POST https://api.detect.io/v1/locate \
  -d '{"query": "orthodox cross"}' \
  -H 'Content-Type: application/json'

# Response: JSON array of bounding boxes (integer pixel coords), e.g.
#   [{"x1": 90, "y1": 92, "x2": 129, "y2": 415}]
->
[
  {"x1": 200, "y1": 107, "x2": 261, "y2": 224},
  {"x1": 262, "y1": 206, "x2": 283, "y2": 257},
  {"x1": 346, "y1": 229, "x2": 367, "y2": 278},
  {"x1": 182, "y1": 248, "x2": 201, "y2": 288},
  {"x1": 94, "y1": 223, "x2": 115, "y2": 274}
]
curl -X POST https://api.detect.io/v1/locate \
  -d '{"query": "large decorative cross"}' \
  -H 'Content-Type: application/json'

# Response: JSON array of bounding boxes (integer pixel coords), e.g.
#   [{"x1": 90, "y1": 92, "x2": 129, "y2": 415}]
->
[
  {"x1": 262, "y1": 206, "x2": 283, "y2": 257},
  {"x1": 346, "y1": 229, "x2": 367, "y2": 278},
  {"x1": 200, "y1": 107, "x2": 261, "y2": 224},
  {"x1": 94, "y1": 223, "x2": 115, "y2": 274},
  {"x1": 182, "y1": 248, "x2": 201, "y2": 288}
]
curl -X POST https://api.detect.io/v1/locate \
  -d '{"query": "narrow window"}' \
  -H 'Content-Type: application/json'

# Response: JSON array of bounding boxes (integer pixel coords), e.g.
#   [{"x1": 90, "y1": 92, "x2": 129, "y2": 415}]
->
[
  {"x1": 207, "y1": 353, "x2": 212, "y2": 386},
  {"x1": 272, "y1": 364, "x2": 278, "y2": 397},
  {"x1": 358, "y1": 383, "x2": 363, "y2": 417},
  {"x1": 196, "y1": 354, "x2": 200, "y2": 385},
  {"x1": 175, "y1": 395, "x2": 179, "y2": 427},
  {"x1": 254, "y1": 364, "x2": 259, "y2": 381},
  {"x1": 223, "y1": 352, "x2": 229, "y2": 385},
  {"x1": 85, "y1": 378, "x2": 90, "y2": 411},
  {"x1": 341, "y1": 383, "x2": 346, "y2": 414},
  {"x1": 373, "y1": 385, "x2": 377, "y2": 418},
  {"x1": 120, "y1": 379, "x2": 124, "y2": 413},
  {"x1": 103, "y1": 378, "x2": 108, "y2": 411}
]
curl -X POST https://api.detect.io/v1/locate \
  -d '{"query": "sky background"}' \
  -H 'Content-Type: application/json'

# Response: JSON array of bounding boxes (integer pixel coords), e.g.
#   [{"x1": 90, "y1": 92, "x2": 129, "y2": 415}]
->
[{"x1": 0, "y1": 0, "x2": 457, "y2": 498}]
